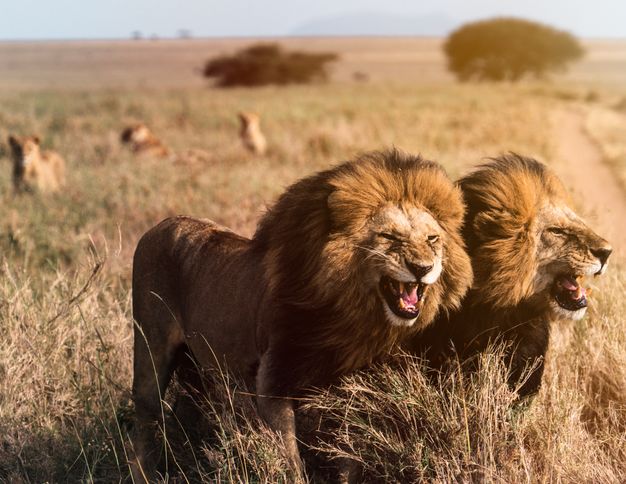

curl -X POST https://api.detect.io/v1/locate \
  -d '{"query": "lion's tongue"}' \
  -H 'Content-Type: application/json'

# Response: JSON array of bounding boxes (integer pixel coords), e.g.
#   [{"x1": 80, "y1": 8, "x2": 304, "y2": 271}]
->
[
  {"x1": 559, "y1": 276, "x2": 586, "y2": 301},
  {"x1": 399, "y1": 282, "x2": 419, "y2": 307}
]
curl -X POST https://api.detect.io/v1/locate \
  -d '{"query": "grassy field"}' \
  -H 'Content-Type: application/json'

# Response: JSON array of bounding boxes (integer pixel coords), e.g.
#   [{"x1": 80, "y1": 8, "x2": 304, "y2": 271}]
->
[
  {"x1": 0, "y1": 38, "x2": 625, "y2": 482},
  {"x1": 586, "y1": 102, "x2": 626, "y2": 191}
]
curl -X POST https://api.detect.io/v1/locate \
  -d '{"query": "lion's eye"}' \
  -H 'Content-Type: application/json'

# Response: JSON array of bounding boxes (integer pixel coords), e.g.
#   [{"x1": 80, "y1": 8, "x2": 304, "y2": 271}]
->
[
  {"x1": 427, "y1": 235, "x2": 439, "y2": 243},
  {"x1": 547, "y1": 227, "x2": 567, "y2": 236},
  {"x1": 378, "y1": 232, "x2": 398, "y2": 241}
]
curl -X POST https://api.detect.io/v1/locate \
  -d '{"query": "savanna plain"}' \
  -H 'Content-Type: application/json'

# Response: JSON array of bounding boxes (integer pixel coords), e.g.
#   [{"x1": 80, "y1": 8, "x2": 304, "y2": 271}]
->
[{"x1": 0, "y1": 37, "x2": 625, "y2": 482}]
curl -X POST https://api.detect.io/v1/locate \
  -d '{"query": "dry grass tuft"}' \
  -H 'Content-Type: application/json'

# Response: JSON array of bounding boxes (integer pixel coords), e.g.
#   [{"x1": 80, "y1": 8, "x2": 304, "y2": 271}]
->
[{"x1": 304, "y1": 271, "x2": 626, "y2": 482}]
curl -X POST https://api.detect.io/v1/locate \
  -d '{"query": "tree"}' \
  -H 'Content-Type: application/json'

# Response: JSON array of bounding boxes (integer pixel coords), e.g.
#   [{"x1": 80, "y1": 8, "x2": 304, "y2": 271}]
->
[
  {"x1": 203, "y1": 43, "x2": 338, "y2": 87},
  {"x1": 444, "y1": 18, "x2": 584, "y2": 82}
]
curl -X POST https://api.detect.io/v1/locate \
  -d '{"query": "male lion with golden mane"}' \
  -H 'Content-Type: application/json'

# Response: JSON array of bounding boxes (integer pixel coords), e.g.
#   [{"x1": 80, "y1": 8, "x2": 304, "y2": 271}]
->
[
  {"x1": 130, "y1": 150, "x2": 473, "y2": 480},
  {"x1": 415, "y1": 154, "x2": 612, "y2": 397},
  {"x1": 8, "y1": 135, "x2": 66, "y2": 193}
]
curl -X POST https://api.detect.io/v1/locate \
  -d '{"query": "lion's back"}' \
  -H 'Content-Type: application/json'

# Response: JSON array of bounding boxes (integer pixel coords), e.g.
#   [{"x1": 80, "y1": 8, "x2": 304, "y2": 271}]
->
[
  {"x1": 132, "y1": 216, "x2": 265, "y2": 376},
  {"x1": 133, "y1": 216, "x2": 250, "y2": 293}
]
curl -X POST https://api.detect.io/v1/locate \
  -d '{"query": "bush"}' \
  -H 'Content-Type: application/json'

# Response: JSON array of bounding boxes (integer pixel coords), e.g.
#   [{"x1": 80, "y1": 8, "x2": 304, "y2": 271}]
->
[
  {"x1": 203, "y1": 43, "x2": 338, "y2": 87},
  {"x1": 445, "y1": 17, "x2": 584, "y2": 82}
]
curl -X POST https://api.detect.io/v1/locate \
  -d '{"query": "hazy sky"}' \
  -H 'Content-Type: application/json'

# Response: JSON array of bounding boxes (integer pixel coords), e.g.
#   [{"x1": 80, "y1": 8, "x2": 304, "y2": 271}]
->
[{"x1": 1, "y1": 0, "x2": 625, "y2": 40}]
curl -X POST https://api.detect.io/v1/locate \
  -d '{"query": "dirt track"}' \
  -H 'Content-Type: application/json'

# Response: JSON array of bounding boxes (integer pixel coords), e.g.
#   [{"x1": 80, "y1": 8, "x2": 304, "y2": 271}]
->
[{"x1": 552, "y1": 108, "x2": 626, "y2": 260}]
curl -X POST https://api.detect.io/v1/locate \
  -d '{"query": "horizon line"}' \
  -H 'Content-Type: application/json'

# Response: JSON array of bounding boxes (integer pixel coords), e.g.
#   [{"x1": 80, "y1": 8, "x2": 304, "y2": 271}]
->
[{"x1": 1, "y1": 33, "x2": 626, "y2": 44}]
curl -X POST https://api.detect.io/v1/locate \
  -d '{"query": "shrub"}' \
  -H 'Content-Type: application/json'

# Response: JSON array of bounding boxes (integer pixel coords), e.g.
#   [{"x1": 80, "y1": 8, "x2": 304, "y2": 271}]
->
[
  {"x1": 203, "y1": 43, "x2": 338, "y2": 87},
  {"x1": 445, "y1": 17, "x2": 584, "y2": 82}
]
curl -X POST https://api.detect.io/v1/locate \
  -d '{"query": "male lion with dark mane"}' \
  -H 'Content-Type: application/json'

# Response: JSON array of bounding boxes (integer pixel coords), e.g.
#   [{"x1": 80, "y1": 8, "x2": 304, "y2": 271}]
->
[
  {"x1": 415, "y1": 154, "x2": 612, "y2": 397},
  {"x1": 130, "y1": 150, "x2": 473, "y2": 480}
]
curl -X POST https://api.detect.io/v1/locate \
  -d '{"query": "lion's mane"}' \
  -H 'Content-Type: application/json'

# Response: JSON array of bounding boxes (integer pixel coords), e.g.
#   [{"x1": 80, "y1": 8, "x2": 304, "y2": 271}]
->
[{"x1": 251, "y1": 150, "x2": 472, "y2": 390}]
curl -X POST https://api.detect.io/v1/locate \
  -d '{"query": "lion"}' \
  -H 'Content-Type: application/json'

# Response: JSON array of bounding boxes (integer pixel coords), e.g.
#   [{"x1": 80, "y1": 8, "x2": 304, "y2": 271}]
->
[
  {"x1": 8, "y1": 135, "x2": 66, "y2": 193},
  {"x1": 130, "y1": 150, "x2": 473, "y2": 480},
  {"x1": 239, "y1": 111, "x2": 267, "y2": 155},
  {"x1": 414, "y1": 154, "x2": 612, "y2": 397},
  {"x1": 120, "y1": 123, "x2": 169, "y2": 158}
]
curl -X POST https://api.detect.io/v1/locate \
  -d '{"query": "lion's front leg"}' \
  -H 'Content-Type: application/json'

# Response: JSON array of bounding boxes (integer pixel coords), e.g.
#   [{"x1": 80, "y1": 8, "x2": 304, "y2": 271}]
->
[
  {"x1": 256, "y1": 352, "x2": 303, "y2": 476},
  {"x1": 505, "y1": 319, "x2": 550, "y2": 398}
]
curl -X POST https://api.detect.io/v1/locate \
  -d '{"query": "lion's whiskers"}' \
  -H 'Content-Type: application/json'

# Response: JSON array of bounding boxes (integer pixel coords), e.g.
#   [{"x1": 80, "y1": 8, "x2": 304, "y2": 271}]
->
[
  {"x1": 356, "y1": 245, "x2": 409, "y2": 275},
  {"x1": 356, "y1": 245, "x2": 392, "y2": 261}
]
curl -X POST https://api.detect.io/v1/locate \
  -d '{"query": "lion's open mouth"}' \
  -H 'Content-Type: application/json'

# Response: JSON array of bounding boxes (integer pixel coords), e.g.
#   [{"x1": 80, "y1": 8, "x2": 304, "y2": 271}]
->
[
  {"x1": 552, "y1": 274, "x2": 588, "y2": 311},
  {"x1": 379, "y1": 275, "x2": 426, "y2": 319}
]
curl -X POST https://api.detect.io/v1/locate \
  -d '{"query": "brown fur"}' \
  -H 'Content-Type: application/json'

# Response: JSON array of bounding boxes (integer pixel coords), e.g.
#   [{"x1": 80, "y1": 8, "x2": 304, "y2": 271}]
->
[
  {"x1": 414, "y1": 154, "x2": 612, "y2": 397},
  {"x1": 120, "y1": 123, "x2": 169, "y2": 158},
  {"x1": 129, "y1": 150, "x2": 472, "y2": 479},
  {"x1": 239, "y1": 112, "x2": 267, "y2": 155},
  {"x1": 8, "y1": 135, "x2": 66, "y2": 193}
]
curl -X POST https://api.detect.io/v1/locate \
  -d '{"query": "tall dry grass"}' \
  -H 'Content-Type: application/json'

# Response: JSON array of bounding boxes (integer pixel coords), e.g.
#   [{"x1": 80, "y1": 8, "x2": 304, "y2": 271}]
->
[
  {"x1": 306, "y1": 270, "x2": 626, "y2": 482},
  {"x1": 0, "y1": 81, "x2": 623, "y2": 482}
]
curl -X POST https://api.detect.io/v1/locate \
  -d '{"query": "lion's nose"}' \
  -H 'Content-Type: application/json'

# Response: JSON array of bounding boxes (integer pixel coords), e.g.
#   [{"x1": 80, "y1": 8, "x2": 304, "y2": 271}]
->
[
  {"x1": 591, "y1": 246, "x2": 612, "y2": 266},
  {"x1": 406, "y1": 261, "x2": 433, "y2": 280}
]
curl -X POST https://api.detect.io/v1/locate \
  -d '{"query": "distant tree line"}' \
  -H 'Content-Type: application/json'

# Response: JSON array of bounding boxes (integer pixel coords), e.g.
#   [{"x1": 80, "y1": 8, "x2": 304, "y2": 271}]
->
[
  {"x1": 445, "y1": 18, "x2": 584, "y2": 82},
  {"x1": 203, "y1": 43, "x2": 338, "y2": 87}
]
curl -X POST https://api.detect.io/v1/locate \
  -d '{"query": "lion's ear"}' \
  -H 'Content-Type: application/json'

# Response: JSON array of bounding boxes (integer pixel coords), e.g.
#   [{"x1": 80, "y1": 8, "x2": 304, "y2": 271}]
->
[
  {"x1": 327, "y1": 189, "x2": 355, "y2": 220},
  {"x1": 8, "y1": 135, "x2": 19, "y2": 149},
  {"x1": 326, "y1": 189, "x2": 350, "y2": 229},
  {"x1": 327, "y1": 190, "x2": 340, "y2": 213}
]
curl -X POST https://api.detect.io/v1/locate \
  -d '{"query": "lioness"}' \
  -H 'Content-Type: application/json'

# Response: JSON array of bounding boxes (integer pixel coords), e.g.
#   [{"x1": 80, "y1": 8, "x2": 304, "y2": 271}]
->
[
  {"x1": 120, "y1": 123, "x2": 169, "y2": 158},
  {"x1": 239, "y1": 111, "x2": 267, "y2": 155},
  {"x1": 8, "y1": 135, "x2": 66, "y2": 193},
  {"x1": 130, "y1": 150, "x2": 473, "y2": 479},
  {"x1": 415, "y1": 154, "x2": 612, "y2": 397}
]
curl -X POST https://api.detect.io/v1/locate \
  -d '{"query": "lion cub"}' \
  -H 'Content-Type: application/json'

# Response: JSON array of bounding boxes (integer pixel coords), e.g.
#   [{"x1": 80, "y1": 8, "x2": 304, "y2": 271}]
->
[
  {"x1": 238, "y1": 112, "x2": 267, "y2": 155},
  {"x1": 8, "y1": 135, "x2": 66, "y2": 193},
  {"x1": 120, "y1": 123, "x2": 169, "y2": 158}
]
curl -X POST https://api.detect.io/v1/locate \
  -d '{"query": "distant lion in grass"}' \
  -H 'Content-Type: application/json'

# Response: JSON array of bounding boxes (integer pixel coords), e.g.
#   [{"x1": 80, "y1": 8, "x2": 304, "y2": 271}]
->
[
  {"x1": 239, "y1": 111, "x2": 267, "y2": 155},
  {"x1": 120, "y1": 123, "x2": 169, "y2": 158},
  {"x1": 415, "y1": 154, "x2": 612, "y2": 397},
  {"x1": 8, "y1": 135, "x2": 66, "y2": 193},
  {"x1": 129, "y1": 150, "x2": 473, "y2": 480}
]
